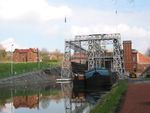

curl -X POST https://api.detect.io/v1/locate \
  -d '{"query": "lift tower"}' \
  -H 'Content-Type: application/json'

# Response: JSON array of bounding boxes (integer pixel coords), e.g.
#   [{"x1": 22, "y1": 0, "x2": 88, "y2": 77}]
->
[{"x1": 61, "y1": 33, "x2": 124, "y2": 79}]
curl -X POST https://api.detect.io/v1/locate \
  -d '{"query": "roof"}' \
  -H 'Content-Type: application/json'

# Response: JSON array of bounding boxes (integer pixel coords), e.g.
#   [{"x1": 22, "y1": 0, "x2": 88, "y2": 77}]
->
[
  {"x1": 141, "y1": 65, "x2": 150, "y2": 76},
  {"x1": 14, "y1": 48, "x2": 38, "y2": 53},
  {"x1": 137, "y1": 52, "x2": 150, "y2": 64},
  {"x1": 123, "y1": 40, "x2": 132, "y2": 44}
]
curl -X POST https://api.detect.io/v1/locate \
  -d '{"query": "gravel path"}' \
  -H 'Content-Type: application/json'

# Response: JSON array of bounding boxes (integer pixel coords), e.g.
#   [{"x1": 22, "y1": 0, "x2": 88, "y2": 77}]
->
[{"x1": 120, "y1": 82, "x2": 150, "y2": 113}]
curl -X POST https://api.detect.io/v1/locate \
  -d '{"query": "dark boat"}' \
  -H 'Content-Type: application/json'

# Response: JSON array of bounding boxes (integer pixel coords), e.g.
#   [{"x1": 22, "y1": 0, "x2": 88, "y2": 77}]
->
[
  {"x1": 85, "y1": 68, "x2": 118, "y2": 87},
  {"x1": 71, "y1": 62, "x2": 118, "y2": 87}
]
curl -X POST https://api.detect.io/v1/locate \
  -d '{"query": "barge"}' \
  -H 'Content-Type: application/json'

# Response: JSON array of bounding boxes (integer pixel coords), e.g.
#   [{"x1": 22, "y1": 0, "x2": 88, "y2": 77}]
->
[{"x1": 72, "y1": 62, "x2": 118, "y2": 87}]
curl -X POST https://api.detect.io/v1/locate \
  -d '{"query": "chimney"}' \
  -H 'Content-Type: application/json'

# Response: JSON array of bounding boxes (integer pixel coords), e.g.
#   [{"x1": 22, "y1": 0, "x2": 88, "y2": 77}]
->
[{"x1": 123, "y1": 41, "x2": 133, "y2": 73}]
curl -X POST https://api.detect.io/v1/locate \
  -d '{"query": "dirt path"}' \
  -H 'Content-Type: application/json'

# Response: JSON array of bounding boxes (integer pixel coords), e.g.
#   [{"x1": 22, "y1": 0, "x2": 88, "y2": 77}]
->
[{"x1": 120, "y1": 82, "x2": 150, "y2": 113}]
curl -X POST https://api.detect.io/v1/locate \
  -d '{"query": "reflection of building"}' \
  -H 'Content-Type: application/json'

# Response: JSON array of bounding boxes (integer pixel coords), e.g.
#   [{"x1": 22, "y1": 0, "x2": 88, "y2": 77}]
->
[
  {"x1": 13, "y1": 48, "x2": 38, "y2": 62},
  {"x1": 123, "y1": 41, "x2": 150, "y2": 74},
  {"x1": 13, "y1": 96, "x2": 39, "y2": 109}
]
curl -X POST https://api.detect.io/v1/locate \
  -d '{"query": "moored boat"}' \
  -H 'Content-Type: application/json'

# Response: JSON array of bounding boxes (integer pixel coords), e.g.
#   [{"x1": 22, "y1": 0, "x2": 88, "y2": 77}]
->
[
  {"x1": 71, "y1": 62, "x2": 118, "y2": 88},
  {"x1": 85, "y1": 68, "x2": 118, "y2": 87}
]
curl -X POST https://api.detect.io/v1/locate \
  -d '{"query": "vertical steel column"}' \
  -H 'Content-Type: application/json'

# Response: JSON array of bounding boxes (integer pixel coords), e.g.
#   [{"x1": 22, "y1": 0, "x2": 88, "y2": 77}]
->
[
  {"x1": 94, "y1": 39, "x2": 101, "y2": 68},
  {"x1": 61, "y1": 83, "x2": 72, "y2": 113},
  {"x1": 61, "y1": 41, "x2": 71, "y2": 78},
  {"x1": 88, "y1": 39, "x2": 95, "y2": 70},
  {"x1": 113, "y1": 36, "x2": 124, "y2": 79},
  {"x1": 74, "y1": 40, "x2": 82, "y2": 63}
]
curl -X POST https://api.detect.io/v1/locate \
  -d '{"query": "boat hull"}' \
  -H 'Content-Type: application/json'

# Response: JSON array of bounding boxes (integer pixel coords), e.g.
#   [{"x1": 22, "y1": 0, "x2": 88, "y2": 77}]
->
[{"x1": 85, "y1": 73, "x2": 113, "y2": 88}]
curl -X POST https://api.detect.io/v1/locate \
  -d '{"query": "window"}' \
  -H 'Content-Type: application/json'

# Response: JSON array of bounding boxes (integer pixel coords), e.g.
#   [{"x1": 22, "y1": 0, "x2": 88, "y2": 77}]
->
[{"x1": 133, "y1": 56, "x2": 136, "y2": 62}]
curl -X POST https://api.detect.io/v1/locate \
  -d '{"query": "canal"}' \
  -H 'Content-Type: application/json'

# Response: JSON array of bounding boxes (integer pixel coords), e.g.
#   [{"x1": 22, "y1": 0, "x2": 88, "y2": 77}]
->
[{"x1": 0, "y1": 82, "x2": 109, "y2": 113}]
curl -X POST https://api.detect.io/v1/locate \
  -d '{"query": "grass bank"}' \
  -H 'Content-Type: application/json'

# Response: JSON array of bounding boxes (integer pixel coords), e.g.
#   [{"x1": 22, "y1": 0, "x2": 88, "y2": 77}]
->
[
  {"x1": 0, "y1": 61, "x2": 59, "y2": 79},
  {"x1": 90, "y1": 80, "x2": 128, "y2": 113}
]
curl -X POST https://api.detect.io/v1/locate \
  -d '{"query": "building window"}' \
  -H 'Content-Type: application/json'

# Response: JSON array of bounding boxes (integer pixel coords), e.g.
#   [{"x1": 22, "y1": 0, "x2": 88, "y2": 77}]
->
[
  {"x1": 133, "y1": 57, "x2": 136, "y2": 62},
  {"x1": 29, "y1": 52, "x2": 32, "y2": 59}
]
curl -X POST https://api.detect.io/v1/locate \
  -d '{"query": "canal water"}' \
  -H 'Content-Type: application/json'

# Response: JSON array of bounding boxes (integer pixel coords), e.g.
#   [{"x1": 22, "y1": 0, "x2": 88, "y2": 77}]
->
[{"x1": 0, "y1": 82, "x2": 109, "y2": 113}]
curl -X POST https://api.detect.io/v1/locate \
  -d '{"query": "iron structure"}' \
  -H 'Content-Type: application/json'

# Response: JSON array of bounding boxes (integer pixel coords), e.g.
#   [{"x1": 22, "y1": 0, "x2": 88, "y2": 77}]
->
[
  {"x1": 61, "y1": 82, "x2": 87, "y2": 113},
  {"x1": 61, "y1": 33, "x2": 124, "y2": 79}
]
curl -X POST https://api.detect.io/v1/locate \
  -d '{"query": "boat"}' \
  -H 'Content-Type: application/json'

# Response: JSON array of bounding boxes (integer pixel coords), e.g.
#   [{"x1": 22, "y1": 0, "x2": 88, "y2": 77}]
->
[
  {"x1": 85, "y1": 68, "x2": 118, "y2": 87},
  {"x1": 71, "y1": 62, "x2": 118, "y2": 87}
]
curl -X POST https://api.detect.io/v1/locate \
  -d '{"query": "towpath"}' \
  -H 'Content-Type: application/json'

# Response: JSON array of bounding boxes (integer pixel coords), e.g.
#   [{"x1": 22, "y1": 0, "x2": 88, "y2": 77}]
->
[{"x1": 120, "y1": 79, "x2": 150, "y2": 113}]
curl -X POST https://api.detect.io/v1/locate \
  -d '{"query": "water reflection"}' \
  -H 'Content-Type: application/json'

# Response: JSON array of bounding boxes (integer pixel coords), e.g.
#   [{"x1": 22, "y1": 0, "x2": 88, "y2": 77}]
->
[
  {"x1": 61, "y1": 82, "x2": 110, "y2": 113},
  {"x1": 0, "y1": 82, "x2": 110, "y2": 113},
  {"x1": 13, "y1": 96, "x2": 39, "y2": 109},
  {"x1": 0, "y1": 83, "x2": 64, "y2": 113}
]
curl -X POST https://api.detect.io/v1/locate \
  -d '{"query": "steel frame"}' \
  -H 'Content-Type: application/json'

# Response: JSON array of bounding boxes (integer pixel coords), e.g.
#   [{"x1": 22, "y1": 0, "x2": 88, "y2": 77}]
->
[
  {"x1": 61, "y1": 33, "x2": 124, "y2": 79},
  {"x1": 61, "y1": 33, "x2": 124, "y2": 113}
]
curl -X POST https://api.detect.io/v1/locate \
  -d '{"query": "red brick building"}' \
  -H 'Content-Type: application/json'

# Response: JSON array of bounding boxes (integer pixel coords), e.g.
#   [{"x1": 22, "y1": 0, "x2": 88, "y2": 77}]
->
[
  {"x1": 71, "y1": 52, "x2": 87, "y2": 63},
  {"x1": 13, "y1": 48, "x2": 38, "y2": 63},
  {"x1": 123, "y1": 41, "x2": 150, "y2": 74}
]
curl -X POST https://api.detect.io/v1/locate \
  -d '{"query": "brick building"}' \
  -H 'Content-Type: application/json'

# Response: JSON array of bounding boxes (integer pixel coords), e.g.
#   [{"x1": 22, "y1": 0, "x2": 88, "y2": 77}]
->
[
  {"x1": 123, "y1": 41, "x2": 150, "y2": 74},
  {"x1": 71, "y1": 52, "x2": 87, "y2": 63},
  {"x1": 13, "y1": 48, "x2": 38, "y2": 63}
]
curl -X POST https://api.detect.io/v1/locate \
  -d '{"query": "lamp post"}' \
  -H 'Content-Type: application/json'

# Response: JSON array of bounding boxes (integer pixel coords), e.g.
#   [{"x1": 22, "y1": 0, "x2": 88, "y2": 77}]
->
[
  {"x1": 37, "y1": 48, "x2": 40, "y2": 69},
  {"x1": 11, "y1": 44, "x2": 14, "y2": 75}
]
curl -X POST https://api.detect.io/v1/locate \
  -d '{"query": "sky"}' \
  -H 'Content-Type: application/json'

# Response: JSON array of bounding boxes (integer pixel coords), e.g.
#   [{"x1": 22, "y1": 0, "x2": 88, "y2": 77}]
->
[{"x1": 0, "y1": 0, "x2": 150, "y2": 53}]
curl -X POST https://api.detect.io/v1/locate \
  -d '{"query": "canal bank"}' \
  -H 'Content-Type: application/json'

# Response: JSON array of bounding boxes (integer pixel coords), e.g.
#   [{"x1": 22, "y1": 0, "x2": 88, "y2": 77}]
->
[
  {"x1": 0, "y1": 67, "x2": 61, "y2": 88},
  {"x1": 90, "y1": 80, "x2": 128, "y2": 113}
]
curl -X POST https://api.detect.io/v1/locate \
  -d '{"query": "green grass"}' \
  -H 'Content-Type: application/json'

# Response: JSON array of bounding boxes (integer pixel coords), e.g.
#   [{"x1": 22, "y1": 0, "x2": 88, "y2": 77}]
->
[
  {"x1": 90, "y1": 80, "x2": 128, "y2": 113},
  {"x1": 0, "y1": 61, "x2": 59, "y2": 79}
]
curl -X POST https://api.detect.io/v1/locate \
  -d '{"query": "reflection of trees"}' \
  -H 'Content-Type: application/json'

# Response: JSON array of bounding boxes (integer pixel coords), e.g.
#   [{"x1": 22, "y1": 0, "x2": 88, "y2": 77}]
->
[
  {"x1": 40, "y1": 97, "x2": 50, "y2": 109},
  {"x1": 0, "y1": 105, "x2": 3, "y2": 112},
  {"x1": 40, "y1": 92, "x2": 63, "y2": 109},
  {"x1": 146, "y1": 47, "x2": 150, "y2": 57},
  {"x1": 56, "y1": 99, "x2": 61, "y2": 104}
]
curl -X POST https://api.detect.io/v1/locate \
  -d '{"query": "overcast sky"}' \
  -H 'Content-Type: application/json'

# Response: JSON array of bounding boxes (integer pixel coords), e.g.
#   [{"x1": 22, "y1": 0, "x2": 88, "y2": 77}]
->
[{"x1": 0, "y1": 0, "x2": 150, "y2": 53}]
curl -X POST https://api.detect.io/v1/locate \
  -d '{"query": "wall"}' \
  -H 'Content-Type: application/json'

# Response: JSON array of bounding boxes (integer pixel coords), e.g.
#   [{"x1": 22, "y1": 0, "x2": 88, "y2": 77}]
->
[
  {"x1": 123, "y1": 41, "x2": 133, "y2": 73},
  {"x1": 13, "y1": 49, "x2": 38, "y2": 63}
]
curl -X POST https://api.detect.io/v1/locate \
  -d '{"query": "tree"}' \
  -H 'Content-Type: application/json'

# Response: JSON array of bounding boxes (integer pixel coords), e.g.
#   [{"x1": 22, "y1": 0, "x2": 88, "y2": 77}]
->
[
  {"x1": 40, "y1": 48, "x2": 50, "y2": 62},
  {"x1": 54, "y1": 49, "x2": 63, "y2": 61},
  {"x1": 145, "y1": 47, "x2": 150, "y2": 57},
  {"x1": 0, "y1": 44, "x2": 7, "y2": 62}
]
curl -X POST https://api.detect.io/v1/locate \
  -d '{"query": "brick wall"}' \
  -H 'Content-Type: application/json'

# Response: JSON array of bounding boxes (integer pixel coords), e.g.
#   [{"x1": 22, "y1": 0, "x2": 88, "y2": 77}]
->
[
  {"x1": 71, "y1": 52, "x2": 87, "y2": 63},
  {"x1": 13, "y1": 48, "x2": 38, "y2": 63},
  {"x1": 123, "y1": 41, "x2": 133, "y2": 73},
  {"x1": 123, "y1": 40, "x2": 150, "y2": 73}
]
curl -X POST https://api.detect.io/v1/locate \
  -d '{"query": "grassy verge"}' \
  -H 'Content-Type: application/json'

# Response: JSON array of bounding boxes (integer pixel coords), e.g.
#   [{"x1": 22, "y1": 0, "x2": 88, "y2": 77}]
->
[
  {"x1": 90, "y1": 80, "x2": 128, "y2": 113},
  {"x1": 0, "y1": 61, "x2": 60, "y2": 79}
]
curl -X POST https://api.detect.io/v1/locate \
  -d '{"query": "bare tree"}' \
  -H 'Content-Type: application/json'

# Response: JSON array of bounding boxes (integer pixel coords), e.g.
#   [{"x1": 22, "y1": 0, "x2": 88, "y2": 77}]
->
[
  {"x1": 40, "y1": 48, "x2": 50, "y2": 62},
  {"x1": 0, "y1": 44, "x2": 6, "y2": 62},
  {"x1": 146, "y1": 47, "x2": 150, "y2": 57}
]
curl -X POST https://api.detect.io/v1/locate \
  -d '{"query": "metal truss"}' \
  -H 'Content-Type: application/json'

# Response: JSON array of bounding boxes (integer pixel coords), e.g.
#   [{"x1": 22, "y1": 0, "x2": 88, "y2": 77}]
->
[
  {"x1": 61, "y1": 33, "x2": 124, "y2": 79},
  {"x1": 61, "y1": 82, "x2": 73, "y2": 113},
  {"x1": 61, "y1": 41, "x2": 71, "y2": 79},
  {"x1": 61, "y1": 33, "x2": 124, "y2": 113},
  {"x1": 61, "y1": 82, "x2": 87, "y2": 113},
  {"x1": 113, "y1": 38, "x2": 124, "y2": 79}
]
